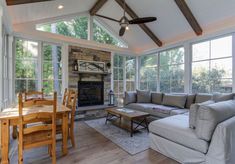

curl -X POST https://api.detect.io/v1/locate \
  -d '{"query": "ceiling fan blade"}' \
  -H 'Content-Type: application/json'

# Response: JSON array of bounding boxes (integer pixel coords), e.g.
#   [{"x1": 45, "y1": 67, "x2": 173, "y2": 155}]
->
[
  {"x1": 119, "y1": 26, "x2": 126, "y2": 36},
  {"x1": 129, "y1": 17, "x2": 157, "y2": 24},
  {"x1": 95, "y1": 14, "x2": 120, "y2": 23}
]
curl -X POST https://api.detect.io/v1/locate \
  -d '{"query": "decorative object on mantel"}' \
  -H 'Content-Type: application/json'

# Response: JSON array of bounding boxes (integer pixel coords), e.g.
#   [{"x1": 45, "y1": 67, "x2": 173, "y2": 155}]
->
[
  {"x1": 73, "y1": 60, "x2": 78, "y2": 71},
  {"x1": 78, "y1": 60, "x2": 105, "y2": 73},
  {"x1": 108, "y1": 90, "x2": 115, "y2": 106},
  {"x1": 106, "y1": 62, "x2": 111, "y2": 73}
]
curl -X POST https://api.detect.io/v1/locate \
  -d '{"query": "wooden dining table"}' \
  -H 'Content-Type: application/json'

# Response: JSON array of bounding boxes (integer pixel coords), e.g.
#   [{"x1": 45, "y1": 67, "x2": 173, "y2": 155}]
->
[{"x1": 0, "y1": 104, "x2": 71, "y2": 164}]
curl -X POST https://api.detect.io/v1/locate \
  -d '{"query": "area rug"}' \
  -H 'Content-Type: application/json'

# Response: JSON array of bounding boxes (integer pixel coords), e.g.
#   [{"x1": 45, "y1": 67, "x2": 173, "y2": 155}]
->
[{"x1": 85, "y1": 118, "x2": 150, "y2": 155}]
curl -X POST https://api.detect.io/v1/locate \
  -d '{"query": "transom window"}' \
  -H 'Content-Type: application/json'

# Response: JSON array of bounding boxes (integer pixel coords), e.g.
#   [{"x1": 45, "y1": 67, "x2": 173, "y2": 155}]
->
[{"x1": 192, "y1": 35, "x2": 232, "y2": 93}]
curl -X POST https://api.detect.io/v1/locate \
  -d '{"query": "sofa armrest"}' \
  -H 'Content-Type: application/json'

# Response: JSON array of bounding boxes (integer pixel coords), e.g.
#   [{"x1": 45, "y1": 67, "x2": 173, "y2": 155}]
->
[{"x1": 206, "y1": 116, "x2": 235, "y2": 164}]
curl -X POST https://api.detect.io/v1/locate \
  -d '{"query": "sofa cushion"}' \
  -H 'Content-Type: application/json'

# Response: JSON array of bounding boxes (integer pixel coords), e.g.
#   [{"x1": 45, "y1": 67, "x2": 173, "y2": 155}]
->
[
  {"x1": 170, "y1": 109, "x2": 189, "y2": 116},
  {"x1": 124, "y1": 91, "x2": 137, "y2": 105},
  {"x1": 151, "y1": 92, "x2": 163, "y2": 104},
  {"x1": 136, "y1": 90, "x2": 151, "y2": 103},
  {"x1": 149, "y1": 115, "x2": 209, "y2": 153},
  {"x1": 186, "y1": 94, "x2": 196, "y2": 109},
  {"x1": 195, "y1": 93, "x2": 212, "y2": 103},
  {"x1": 125, "y1": 103, "x2": 178, "y2": 118},
  {"x1": 189, "y1": 100, "x2": 215, "y2": 129},
  {"x1": 196, "y1": 100, "x2": 235, "y2": 141},
  {"x1": 162, "y1": 94, "x2": 187, "y2": 108},
  {"x1": 212, "y1": 93, "x2": 234, "y2": 102}
]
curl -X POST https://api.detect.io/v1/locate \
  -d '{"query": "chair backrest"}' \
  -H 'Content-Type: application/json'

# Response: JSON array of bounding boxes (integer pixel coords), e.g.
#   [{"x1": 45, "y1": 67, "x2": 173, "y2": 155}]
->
[
  {"x1": 18, "y1": 92, "x2": 57, "y2": 148},
  {"x1": 62, "y1": 88, "x2": 68, "y2": 106},
  {"x1": 67, "y1": 90, "x2": 77, "y2": 123},
  {"x1": 24, "y1": 89, "x2": 44, "y2": 101}
]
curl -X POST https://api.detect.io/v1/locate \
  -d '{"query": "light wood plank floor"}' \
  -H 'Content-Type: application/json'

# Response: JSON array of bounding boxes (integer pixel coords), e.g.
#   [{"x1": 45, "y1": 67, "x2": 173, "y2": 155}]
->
[{"x1": 11, "y1": 121, "x2": 179, "y2": 164}]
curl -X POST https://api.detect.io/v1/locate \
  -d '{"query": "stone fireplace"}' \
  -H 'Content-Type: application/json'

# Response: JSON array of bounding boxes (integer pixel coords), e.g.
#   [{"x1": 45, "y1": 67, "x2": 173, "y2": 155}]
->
[{"x1": 68, "y1": 45, "x2": 111, "y2": 111}]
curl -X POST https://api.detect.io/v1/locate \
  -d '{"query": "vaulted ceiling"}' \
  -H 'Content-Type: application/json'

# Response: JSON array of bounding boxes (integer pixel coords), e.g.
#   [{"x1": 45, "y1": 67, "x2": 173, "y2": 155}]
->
[{"x1": 6, "y1": 0, "x2": 235, "y2": 53}]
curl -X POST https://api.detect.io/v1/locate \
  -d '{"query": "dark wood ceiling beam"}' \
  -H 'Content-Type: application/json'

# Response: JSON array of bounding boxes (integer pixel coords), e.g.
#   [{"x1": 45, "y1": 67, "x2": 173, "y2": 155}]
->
[
  {"x1": 174, "y1": 0, "x2": 202, "y2": 35},
  {"x1": 6, "y1": 0, "x2": 53, "y2": 5},
  {"x1": 115, "y1": 0, "x2": 162, "y2": 47},
  {"x1": 90, "y1": 0, "x2": 108, "y2": 16}
]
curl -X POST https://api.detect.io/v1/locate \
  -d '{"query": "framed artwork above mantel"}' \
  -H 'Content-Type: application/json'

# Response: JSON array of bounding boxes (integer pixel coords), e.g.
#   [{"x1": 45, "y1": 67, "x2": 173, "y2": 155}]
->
[{"x1": 78, "y1": 60, "x2": 106, "y2": 73}]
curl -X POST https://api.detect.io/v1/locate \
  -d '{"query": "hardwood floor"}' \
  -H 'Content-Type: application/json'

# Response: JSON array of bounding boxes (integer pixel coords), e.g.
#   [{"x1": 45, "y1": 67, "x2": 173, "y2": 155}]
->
[{"x1": 11, "y1": 121, "x2": 178, "y2": 164}]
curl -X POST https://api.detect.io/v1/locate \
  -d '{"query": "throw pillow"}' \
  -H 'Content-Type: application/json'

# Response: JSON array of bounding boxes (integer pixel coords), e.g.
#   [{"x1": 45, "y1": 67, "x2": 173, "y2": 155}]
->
[
  {"x1": 124, "y1": 91, "x2": 137, "y2": 105},
  {"x1": 151, "y1": 92, "x2": 163, "y2": 104},
  {"x1": 136, "y1": 90, "x2": 151, "y2": 103}
]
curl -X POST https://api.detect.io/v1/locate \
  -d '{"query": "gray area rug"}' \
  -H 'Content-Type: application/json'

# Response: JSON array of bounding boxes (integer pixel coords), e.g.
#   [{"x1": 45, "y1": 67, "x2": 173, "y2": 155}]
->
[{"x1": 85, "y1": 118, "x2": 150, "y2": 155}]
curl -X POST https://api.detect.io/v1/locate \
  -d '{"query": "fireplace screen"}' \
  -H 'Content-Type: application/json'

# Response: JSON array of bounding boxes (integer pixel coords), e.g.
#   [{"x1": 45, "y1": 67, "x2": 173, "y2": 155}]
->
[{"x1": 77, "y1": 81, "x2": 104, "y2": 107}]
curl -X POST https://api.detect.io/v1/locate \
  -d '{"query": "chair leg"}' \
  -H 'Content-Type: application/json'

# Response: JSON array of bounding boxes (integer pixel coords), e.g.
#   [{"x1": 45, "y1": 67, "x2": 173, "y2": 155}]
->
[
  {"x1": 51, "y1": 143, "x2": 56, "y2": 164},
  {"x1": 18, "y1": 143, "x2": 23, "y2": 164},
  {"x1": 70, "y1": 127, "x2": 75, "y2": 148},
  {"x1": 48, "y1": 145, "x2": 52, "y2": 157}
]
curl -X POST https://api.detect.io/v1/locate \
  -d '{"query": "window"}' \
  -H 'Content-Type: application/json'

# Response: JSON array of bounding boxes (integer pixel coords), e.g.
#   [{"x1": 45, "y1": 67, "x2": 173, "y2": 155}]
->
[
  {"x1": 139, "y1": 54, "x2": 158, "y2": 91},
  {"x1": 113, "y1": 55, "x2": 124, "y2": 106},
  {"x1": 159, "y1": 47, "x2": 185, "y2": 93},
  {"x1": 126, "y1": 56, "x2": 136, "y2": 91},
  {"x1": 43, "y1": 43, "x2": 62, "y2": 97},
  {"x1": 192, "y1": 36, "x2": 232, "y2": 93},
  {"x1": 113, "y1": 54, "x2": 136, "y2": 106},
  {"x1": 15, "y1": 39, "x2": 39, "y2": 94},
  {"x1": 37, "y1": 16, "x2": 88, "y2": 40},
  {"x1": 93, "y1": 20, "x2": 127, "y2": 48}
]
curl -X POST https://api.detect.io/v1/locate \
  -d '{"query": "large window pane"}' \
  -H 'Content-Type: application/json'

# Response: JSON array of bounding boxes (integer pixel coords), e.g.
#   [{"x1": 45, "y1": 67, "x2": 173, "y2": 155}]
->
[
  {"x1": 139, "y1": 54, "x2": 157, "y2": 91},
  {"x1": 15, "y1": 39, "x2": 39, "y2": 94},
  {"x1": 159, "y1": 47, "x2": 185, "y2": 93},
  {"x1": 192, "y1": 35, "x2": 232, "y2": 93},
  {"x1": 43, "y1": 44, "x2": 62, "y2": 97},
  {"x1": 192, "y1": 41, "x2": 210, "y2": 61}
]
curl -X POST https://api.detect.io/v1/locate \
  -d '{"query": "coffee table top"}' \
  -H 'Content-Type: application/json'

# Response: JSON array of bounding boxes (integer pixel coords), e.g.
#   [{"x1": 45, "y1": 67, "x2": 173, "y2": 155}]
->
[{"x1": 105, "y1": 107, "x2": 150, "y2": 119}]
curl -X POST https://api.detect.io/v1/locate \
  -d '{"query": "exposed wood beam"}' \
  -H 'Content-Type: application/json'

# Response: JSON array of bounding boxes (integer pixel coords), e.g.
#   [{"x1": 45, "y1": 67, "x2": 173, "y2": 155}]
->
[
  {"x1": 90, "y1": 0, "x2": 108, "y2": 16},
  {"x1": 174, "y1": 0, "x2": 202, "y2": 35},
  {"x1": 115, "y1": 0, "x2": 162, "y2": 47},
  {"x1": 6, "y1": 0, "x2": 53, "y2": 6}
]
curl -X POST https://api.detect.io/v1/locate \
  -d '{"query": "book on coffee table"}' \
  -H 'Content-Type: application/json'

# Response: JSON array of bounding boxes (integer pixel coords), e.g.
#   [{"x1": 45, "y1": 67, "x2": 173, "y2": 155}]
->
[{"x1": 116, "y1": 108, "x2": 134, "y2": 113}]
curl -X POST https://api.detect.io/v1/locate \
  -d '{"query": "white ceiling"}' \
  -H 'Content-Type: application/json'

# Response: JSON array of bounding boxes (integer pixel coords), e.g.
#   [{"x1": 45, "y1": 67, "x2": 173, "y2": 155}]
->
[{"x1": 7, "y1": 0, "x2": 235, "y2": 52}]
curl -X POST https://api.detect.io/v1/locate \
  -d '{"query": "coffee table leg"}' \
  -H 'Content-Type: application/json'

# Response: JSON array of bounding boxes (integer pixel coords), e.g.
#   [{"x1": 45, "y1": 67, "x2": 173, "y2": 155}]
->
[
  {"x1": 131, "y1": 120, "x2": 133, "y2": 137},
  {"x1": 105, "y1": 113, "x2": 109, "y2": 124},
  {"x1": 145, "y1": 118, "x2": 149, "y2": 132}
]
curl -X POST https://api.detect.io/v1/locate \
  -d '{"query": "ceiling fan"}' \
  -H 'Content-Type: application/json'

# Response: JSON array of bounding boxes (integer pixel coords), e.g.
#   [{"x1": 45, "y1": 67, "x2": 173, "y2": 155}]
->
[{"x1": 95, "y1": 0, "x2": 157, "y2": 36}]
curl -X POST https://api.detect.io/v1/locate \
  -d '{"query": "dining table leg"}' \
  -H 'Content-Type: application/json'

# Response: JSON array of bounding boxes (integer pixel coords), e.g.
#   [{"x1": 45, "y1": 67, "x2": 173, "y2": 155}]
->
[
  {"x1": 1, "y1": 119, "x2": 10, "y2": 164},
  {"x1": 62, "y1": 112, "x2": 68, "y2": 155}
]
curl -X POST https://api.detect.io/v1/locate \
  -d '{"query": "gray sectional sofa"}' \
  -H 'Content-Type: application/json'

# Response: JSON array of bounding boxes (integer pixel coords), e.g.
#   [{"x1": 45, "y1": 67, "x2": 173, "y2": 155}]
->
[
  {"x1": 124, "y1": 91, "x2": 235, "y2": 164},
  {"x1": 124, "y1": 90, "x2": 212, "y2": 118}
]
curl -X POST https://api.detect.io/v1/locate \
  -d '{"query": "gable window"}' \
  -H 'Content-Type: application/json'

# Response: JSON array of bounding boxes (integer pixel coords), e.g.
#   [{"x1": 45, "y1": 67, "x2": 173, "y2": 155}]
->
[
  {"x1": 36, "y1": 16, "x2": 88, "y2": 40},
  {"x1": 15, "y1": 39, "x2": 39, "y2": 94},
  {"x1": 93, "y1": 20, "x2": 127, "y2": 48},
  {"x1": 159, "y1": 47, "x2": 185, "y2": 93},
  {"x1": 192, "y1": 35, "x2": 232, "y2": 93}
]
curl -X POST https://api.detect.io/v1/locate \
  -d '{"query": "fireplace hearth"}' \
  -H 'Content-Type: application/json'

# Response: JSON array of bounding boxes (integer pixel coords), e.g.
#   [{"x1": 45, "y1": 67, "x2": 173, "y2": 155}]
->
[{"x1": 77, "y1": 81, "x2": 104, "y2": 107}]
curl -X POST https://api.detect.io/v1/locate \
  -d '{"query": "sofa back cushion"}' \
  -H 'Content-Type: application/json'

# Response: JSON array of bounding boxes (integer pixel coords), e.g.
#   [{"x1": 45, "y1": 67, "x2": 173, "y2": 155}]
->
[
  {"x1": 196, "y1": 100, "x2": 235, "y2": 141},
  {"x1": 212, "y1": 93, "x2": 234, "y2": 102},
  {"x1": 151, "y1": 92, "x2": 163, "y2": 104},
  {"x1": 136, "y1": 90, "x2": 151, "y2": 103},
  {"x1": 162, "y1": 94, "x2": 187, "y2": 108},
  {"x1": 186, "y1": 94, "x2": 196, "y2": 109},
  {"x1": 124, "y1": 91, "x2": 137, "y2": 105},
  {"x1": 189, "y1": 100, "x2": 215, "y2": 129},
  {"x1": 195, "y1": 93, "x2": 212, "y2": 103}
]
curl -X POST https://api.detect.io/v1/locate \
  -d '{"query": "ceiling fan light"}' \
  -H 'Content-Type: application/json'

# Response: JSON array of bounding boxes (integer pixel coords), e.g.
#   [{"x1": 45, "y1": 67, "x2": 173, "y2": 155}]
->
[{"x1": 125, "y1": 26, "x2": 129, "y2": 30}]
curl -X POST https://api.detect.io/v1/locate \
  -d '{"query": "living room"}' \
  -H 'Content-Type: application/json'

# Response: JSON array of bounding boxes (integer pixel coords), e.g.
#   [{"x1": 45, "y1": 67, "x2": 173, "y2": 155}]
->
[{"x1": 0, "y1": 0, "x2": 235, "y2": 164}]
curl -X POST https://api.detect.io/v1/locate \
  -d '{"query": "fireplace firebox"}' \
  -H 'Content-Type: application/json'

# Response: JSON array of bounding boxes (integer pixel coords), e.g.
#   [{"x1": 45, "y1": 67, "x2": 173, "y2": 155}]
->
[{"x1": 77, "y1": 81, "x2": 104, "y2": 107}]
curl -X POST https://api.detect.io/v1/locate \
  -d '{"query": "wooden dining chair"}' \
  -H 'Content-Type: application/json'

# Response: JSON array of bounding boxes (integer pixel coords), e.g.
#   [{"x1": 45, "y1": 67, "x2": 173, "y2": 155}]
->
[
  {"x1": 62, "y1": 88, "x2": 68, "y2": 106},
  {"x1": 24, "y1": 89, "x2": 44, "y2": 101},
  {"x1": 57, "y1": 89, "x2": 77, "y2": 147},
  {"x1": 18, "y1": 92, "x2": 57, "y2": 164}
]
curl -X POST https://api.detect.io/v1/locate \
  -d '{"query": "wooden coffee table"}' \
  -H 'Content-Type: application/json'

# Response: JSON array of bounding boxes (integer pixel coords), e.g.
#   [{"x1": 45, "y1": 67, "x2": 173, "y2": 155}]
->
[{"x1": 105, "y1": 107, "x2": 150, "y2": 137}]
